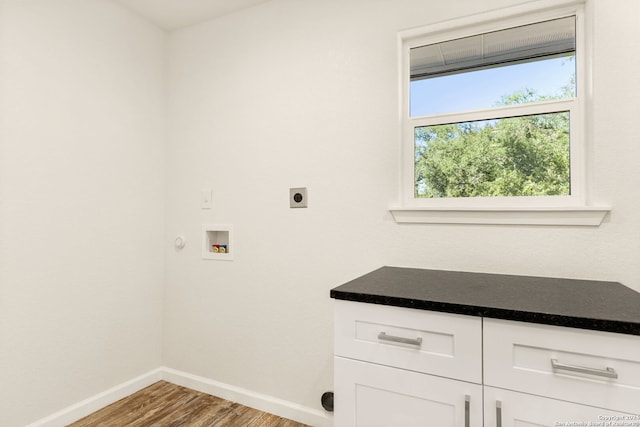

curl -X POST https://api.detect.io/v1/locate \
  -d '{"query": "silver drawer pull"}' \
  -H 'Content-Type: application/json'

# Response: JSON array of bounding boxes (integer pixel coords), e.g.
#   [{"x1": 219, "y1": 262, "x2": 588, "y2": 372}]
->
[
  {"x1": 496, "y1": 400, "x2": 502, "y2": 427},
  {"x1": 464, "y1": 395, "x2": 470, "y2": 427},
  {"x1": 377, "y1": 332, "x2": 422, "y2": 347},
  {"x1": 551, "y1": 358, "x2": 618, "y2": 379}
]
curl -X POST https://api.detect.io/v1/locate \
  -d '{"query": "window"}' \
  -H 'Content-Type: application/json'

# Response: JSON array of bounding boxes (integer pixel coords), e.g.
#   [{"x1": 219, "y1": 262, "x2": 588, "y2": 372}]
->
[{"x1": 393, "y1": 1, "x2": 608, "y2": 225}]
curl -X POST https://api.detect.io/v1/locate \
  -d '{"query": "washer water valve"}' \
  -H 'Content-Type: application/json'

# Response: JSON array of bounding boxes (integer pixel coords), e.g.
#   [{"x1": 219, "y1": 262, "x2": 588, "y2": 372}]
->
[{"x1": 212, "y1": 244, "x2": 227, "y2": 253}]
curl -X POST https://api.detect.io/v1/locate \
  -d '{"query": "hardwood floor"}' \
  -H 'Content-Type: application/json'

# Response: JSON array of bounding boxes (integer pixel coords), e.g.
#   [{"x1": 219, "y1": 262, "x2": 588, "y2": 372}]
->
[{"x1": 68, "y1": 381, "x2": 310, "y2": 427}]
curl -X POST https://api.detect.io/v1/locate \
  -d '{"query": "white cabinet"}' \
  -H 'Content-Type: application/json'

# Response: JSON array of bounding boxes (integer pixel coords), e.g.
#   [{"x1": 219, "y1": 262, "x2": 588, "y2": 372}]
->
[
  {"x1": 334, "y1": 300, "x2": 483, "y2": 427},
  {"x1": 334, "y1": 300, "x2": 482, "y2": 382},
  {"x1": 484, "y1": 318, "x2": 640, "y2": 416},
  {"x1": 484, "y1": 387, "x2": 636, "y2": 426},
  {"x1": 335, "y1": 357, "x2": 482, "y2": 427},
  {"x1": 334, "y1": 300, "x2": 640, "y2": 427}
]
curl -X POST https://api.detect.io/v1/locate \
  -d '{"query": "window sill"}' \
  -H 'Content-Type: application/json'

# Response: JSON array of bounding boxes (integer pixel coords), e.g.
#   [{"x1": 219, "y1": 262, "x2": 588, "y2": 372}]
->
[{"x1": 389, "y1": 206, "x2": 611, "y2": 226}]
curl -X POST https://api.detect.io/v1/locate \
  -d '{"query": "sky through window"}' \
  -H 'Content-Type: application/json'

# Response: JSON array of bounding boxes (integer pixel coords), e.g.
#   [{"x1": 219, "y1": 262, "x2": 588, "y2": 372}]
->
[{"x1": 410, "y1": 55, "x2": 575, "y2": 117}]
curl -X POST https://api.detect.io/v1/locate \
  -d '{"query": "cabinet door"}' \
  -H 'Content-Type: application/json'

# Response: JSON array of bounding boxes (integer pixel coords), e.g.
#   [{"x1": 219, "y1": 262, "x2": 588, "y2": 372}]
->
[
  {"x1": 335, "y1": 356, "x2": 482, "y2": 427},
  {"x1": 484, "y1": 386, "x2": 638, "y2": 427}
]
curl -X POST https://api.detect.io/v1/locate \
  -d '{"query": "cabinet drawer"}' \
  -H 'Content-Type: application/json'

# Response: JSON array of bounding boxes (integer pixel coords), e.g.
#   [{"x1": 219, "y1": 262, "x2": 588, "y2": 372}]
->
[
  {"x1": 334, "y1": 356, "x2": 483, "y2": 427},
  {"x1": 484, "y1": 318, "x2": 640, "y2": 415},
  {"x1": 335, "y1": 300, "x2": 482, "y2": 383}
]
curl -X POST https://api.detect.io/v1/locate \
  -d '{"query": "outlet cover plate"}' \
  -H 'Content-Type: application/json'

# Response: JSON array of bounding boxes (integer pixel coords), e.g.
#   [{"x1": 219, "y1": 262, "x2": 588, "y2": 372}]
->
[{"x1": 290, "y1": 187, "x2": 308, "y2": 208}]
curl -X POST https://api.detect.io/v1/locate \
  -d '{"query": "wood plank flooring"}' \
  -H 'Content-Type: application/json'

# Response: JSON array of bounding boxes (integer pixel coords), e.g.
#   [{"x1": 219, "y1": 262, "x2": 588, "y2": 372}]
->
[{"x1": 68, "y1": 381, "x2": 310, "y2": 427}]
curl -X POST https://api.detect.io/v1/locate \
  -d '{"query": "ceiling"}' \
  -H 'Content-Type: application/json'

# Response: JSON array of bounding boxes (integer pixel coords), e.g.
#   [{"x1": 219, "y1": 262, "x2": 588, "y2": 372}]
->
[{"x1": 113, "y1": 0, "x2": 273, "y2": 31}]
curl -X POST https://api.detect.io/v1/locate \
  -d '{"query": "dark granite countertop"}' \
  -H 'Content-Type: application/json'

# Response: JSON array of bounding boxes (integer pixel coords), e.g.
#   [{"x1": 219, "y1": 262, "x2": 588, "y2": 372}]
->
[{"x1": 330, "y1": 267, "x2": 640, "y2": 336}]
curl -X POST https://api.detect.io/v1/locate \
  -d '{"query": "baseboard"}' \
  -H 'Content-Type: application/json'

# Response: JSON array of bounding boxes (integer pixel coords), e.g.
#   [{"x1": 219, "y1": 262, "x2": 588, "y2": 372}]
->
[
  {"x1": 26, "y1": 367, "x2": 332, "y2": 427},
  {"x1": 161, "y1": 367, "x2": 332, "y2": 427},
  {"x1": 25, "y1": 368, "x2": 164, "y2": 427}
]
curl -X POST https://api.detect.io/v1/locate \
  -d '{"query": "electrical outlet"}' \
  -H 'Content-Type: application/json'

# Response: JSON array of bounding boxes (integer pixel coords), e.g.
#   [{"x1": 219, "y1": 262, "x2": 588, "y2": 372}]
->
[{"x1": 290, "y1": 187, "x2": 308, "y2": 208}]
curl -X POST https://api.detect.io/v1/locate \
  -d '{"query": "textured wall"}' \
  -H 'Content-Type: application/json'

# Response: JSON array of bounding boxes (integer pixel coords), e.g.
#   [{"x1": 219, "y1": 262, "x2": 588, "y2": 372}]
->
[
  {"x1": 1, "y1": 0, "x2": 638, "y2": 425},
  {"x1": 0, "y1": 1, "x2": 166, "y2": 425},
  {"x1": 164, "y1": 0, "x2": 640, "y2": 419}
]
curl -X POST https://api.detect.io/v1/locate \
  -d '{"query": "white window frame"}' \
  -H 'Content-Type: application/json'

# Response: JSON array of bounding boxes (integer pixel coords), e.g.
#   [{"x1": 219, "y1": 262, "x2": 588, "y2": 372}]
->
[{"x1": 391, "y1": 0, "x2": 610, "y2": 226}]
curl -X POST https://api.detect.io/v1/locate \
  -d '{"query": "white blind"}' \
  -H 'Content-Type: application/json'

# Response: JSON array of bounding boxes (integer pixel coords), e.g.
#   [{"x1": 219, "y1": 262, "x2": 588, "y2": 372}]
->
[{"x1": 410, "y1": 16, "x2": 575, "y2": 80}]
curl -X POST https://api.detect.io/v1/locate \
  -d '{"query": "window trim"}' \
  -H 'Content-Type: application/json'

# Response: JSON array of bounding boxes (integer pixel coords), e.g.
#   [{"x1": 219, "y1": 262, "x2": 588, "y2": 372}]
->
[{"x1": 392, "y1": 0, "x2": 610, "y2": 225}]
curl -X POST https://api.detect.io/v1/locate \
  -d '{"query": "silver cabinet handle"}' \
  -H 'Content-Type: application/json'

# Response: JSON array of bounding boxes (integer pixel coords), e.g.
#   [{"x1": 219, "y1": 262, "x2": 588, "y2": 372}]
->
[
  {"x1": 377, "y1": 332, "x2": 422, "y2": 347},
  {"x1": 464, "y1": 395, "x2": 470, "y2": 427},
  {"x1": 551, "y1": 358, "x2": 618, "y2": 379},
  {"x1": 496, "y1": 400, "x2": 502, "y2": 427}
]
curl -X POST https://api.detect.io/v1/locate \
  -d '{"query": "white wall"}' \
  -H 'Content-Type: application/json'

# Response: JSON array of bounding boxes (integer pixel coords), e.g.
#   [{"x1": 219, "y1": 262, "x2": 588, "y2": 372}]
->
[
  {"x1": 164, "y1": 0, "x2": 640, "y2": 419},
  {"x1": 1, "y1": 0, "x2": 639, "y2": 425},
  {"x1": 0, "y1": 1, "x2": 166, "y2": 426}
]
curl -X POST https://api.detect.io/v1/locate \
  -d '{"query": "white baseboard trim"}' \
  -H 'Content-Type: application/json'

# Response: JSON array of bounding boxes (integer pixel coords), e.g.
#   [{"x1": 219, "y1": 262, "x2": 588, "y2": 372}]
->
[
  {"x1": 25, "y1": 368, "x2": 164, "y2": 427},
  {"x1": 26, "y1": 367, "x2": 332, "y2": 427},
  {"x1": 162, "y1": 367, "x2": 332, "y2": 427}
]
